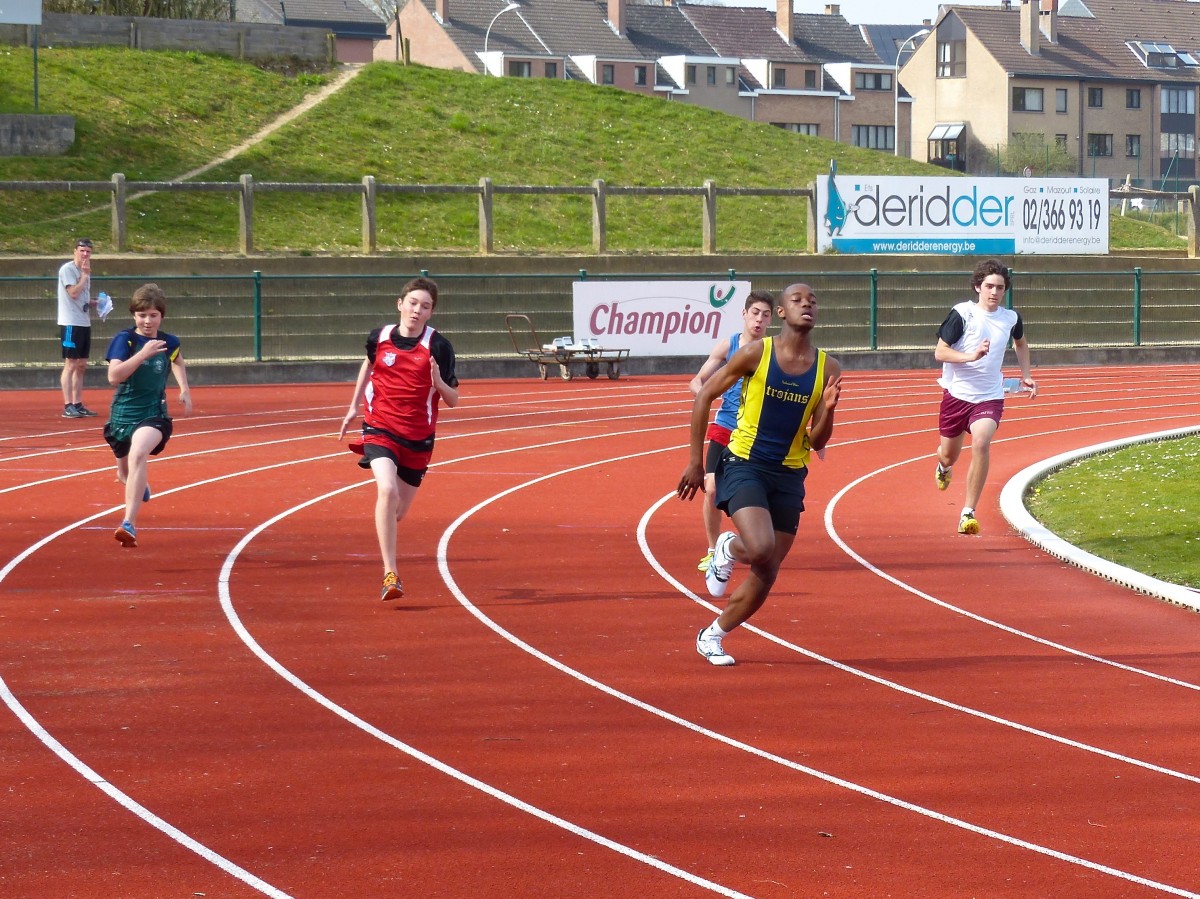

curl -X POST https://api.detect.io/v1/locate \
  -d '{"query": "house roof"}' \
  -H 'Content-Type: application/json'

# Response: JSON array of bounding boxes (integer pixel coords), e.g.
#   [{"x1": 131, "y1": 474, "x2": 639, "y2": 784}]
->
[
  {"x1": 675, "y1": 3, "x2": 809, "y2": 63},
  {"x1": 414, "y1": 0, "x2": 650, "y2": 71},
  {"x1": 790, "y1": 12, "x2": 883, "y2": 65},
  {"x1": 950, "y1": 5, "x2": 1197, "y2": 83},
  {"x1": 860, "y1": 23, "x2": 932, "y2": 67},
  {"x1": 622, "y1": 2, "x2": 716, "y2": 59},
  {"x1": 241, "y1": 0, "x2": 386, "y2": 33}
]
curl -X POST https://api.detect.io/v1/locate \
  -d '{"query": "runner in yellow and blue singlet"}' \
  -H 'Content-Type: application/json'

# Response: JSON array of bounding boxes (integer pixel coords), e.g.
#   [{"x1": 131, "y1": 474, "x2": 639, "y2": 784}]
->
[{"x1": 679, "y1": 282, "x2": 842, "y2": 667}]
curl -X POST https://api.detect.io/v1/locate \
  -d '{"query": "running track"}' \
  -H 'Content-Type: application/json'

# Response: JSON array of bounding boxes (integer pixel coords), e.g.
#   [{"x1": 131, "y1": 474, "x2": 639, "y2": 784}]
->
[{"x1": 2, "y1": 365, "x2": 1199, "y2": 898}]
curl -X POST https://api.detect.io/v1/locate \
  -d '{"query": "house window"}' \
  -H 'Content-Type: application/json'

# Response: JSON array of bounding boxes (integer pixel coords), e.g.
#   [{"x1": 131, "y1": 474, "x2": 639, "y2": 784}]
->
[
  {"x1": 1012, "y1": 87, "x2": 1044, "y2": 112},
  {"x1": 805, "y1": 69, "x2": 817, "y2": 89},
  {"x1": 851, "y1": 124, "x2": 895, "y2": 151},
  {"x1": 1161, "y1": 87, "x2": 1195, "y2": 114},
  {"x1": 601, "y1": 64, "x2": 615, "y2": 85},
  {"x1": 1127, "y1": 134, "x2": 1141, "y2": 157},
  {"x1": 686, "y1": 65, "x2": 697, "y2": 85},
  {"x1": 773, "y1": 67, "x2": 786, "y2": 88},
  {"x1": 1055, "y1": 134, "x2": 1068, "y2": 149},
  {"x1": 1056, "y1": 88, "x2": 1068, "y2": 113},
  {"x1": 936, "y1": 40, "x2": 965, "y2": 77},
  {"x1": 855, "y1": 72, "x2": 893, "y2": 91},
  {"x1": 726, "y1": 67, "x2": 735, "y2": 85},
  {"x1": 1161, "y1": 132, "x2": 1196, "y2": 155},
  {"x1": 1087, "y1": 87, "x2": 1103, "y2": 108},
  {"x1": 1127, "y1": 88, "x2": 1141, "y2": 109},
  {"x1": 545, "y1": 61, "x2": 557, "y2": 78},
  {"x1": 508, "y1": 60, "x2": 531, "y2": 77},
  {"x1": 1087, "y1": 133, "x2": 1113, "y2": 157},
  {"x1": 772, "y1": 123, "x2": 819, "y2": 136},
  {"x1": 706, "y1": 66, "x2": 716, "y2": 85},
  {"x1": 634, "y1": 65, "x2": 646, "y2": 86}
]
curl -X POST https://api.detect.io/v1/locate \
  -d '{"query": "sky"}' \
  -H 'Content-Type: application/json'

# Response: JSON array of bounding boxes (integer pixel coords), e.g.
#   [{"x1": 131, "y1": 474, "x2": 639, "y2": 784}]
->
[{"x1": 699, "y1": 0, "x2": 966, "y2": 26}]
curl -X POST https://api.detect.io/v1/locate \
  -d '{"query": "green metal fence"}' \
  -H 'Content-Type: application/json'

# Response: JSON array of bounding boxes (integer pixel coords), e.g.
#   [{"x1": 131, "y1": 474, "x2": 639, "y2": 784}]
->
[{"x1": 5, "y1": 267, "x2": 1200, "y2": 368}]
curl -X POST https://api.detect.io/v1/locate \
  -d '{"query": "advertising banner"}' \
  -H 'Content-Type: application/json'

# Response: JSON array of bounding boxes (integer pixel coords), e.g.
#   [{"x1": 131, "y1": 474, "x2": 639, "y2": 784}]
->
[
  {"x1": 815, "y1": 162, "x2": 1108, "y2": 255},
  {"x1": 573, "y1": 281, "x2": 754, "y2": 357},
  {"x1": 0, "y1": 0, "x2": 41, "y2": 24}
]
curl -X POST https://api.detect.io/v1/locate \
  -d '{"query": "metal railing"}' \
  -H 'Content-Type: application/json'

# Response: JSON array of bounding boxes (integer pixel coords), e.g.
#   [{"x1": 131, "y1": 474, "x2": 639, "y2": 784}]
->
[{"x1": 4, "y1": 266, "x2": 1199, "y2": 368}]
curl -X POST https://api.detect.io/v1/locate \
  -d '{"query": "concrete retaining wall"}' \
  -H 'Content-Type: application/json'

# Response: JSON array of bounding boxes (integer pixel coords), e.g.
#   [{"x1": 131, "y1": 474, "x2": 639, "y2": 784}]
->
[
  {"x1": 0, "y1": 114, "x2": 74, "y2": 156},
  {"x1": 0, "y1": 12, "x2": 333, "y2": 64}
]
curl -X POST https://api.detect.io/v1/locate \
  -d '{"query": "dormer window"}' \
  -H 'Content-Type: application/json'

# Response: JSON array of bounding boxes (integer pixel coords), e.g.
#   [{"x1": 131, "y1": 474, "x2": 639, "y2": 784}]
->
[{"x1": 1130, "y1": 40, "x2": 1197, "y2": 68}]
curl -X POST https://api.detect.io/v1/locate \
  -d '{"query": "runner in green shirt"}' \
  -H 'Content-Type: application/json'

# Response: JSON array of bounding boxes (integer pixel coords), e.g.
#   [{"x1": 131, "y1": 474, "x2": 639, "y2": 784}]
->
[{"x1": 103, "y1": 283, "x2": 192, "y2": 547}]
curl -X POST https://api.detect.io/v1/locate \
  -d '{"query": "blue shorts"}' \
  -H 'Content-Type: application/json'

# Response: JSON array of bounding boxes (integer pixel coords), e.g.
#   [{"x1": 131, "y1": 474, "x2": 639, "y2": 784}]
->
[{"x1": 715, "y1": 451, "x2": 807, "y2": 535}]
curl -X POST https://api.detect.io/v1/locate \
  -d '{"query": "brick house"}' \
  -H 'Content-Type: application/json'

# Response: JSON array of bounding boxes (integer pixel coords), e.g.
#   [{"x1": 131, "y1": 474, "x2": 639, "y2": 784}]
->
[
  {"x1": 901, "y1": 0, "x2": 1200, "y2": 185},
  {"x1": 387, "y1": 0, "x2": 922, "y2": 154}
]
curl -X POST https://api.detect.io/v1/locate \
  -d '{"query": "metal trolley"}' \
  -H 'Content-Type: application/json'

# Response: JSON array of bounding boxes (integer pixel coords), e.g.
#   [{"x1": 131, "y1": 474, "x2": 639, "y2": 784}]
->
[{"x1": 505, "y1": 314, "x2": 630, "y2": 381}]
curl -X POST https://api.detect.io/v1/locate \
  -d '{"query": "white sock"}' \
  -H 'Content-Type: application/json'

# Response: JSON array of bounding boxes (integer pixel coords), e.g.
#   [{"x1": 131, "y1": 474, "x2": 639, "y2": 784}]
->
[
  {"x1": 962, "y1": 507, "x2": 974, "y2": 517},
  {"x1": 937, "y1": 462, "x2": 950, "y2": 473},
  {"x1": 706, "y1": 620, "x2": 729, "y2": 639}
]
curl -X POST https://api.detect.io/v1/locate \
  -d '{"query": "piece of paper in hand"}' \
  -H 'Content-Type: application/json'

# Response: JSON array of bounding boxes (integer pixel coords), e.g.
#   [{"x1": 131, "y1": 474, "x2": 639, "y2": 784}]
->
[{"x1": 97, "y1": 292, "x2": 113, "y2": 321}]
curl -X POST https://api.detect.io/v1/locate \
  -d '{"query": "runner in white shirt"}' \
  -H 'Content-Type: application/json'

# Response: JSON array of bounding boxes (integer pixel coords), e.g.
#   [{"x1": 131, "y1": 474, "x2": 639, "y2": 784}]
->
[{"x1": 933, "y1": 259, "x2": 1037, "y2": 535}]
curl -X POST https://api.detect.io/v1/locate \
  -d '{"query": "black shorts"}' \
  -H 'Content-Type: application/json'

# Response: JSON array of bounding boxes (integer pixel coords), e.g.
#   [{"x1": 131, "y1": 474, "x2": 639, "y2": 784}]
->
[
  {"x1": 704, "y1": 438, "x2": 727, "y2": 476},
  {"x1": 104, "y1": 417, "x2": 172, "y2": 459},
  {"x1": 360, "y1": 441, "x2": 427, "y2": 488},
  {"x1": 60, "y1": 325, "x2": 91, "y2": 360},
  {"x1": 715, "y1": 451, "x2": 807, "y2": 536}
]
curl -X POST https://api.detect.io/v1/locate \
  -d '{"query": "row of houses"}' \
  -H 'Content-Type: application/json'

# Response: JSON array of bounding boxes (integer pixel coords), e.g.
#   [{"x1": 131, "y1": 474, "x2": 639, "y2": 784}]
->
[{"x1": 246, "y1": 0, "x2": 1200, "y2": 188}]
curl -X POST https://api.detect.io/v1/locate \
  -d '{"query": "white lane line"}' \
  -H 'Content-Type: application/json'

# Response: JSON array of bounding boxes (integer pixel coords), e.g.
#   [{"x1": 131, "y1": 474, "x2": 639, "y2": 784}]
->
[
  {"x1": 1, "y1": 425, "x2": 710, "y2": 897},
  {"x1": 641, "y1": 494, "x2": 1200, "y2": 781},
  {"x1": 0, "y1": 505, "x2": 292, "y2": 899},
  {"x1": 215, "y1": 482, "x2": 751, "y2": 899},
  {"x1": 434, "y1": 448, "x2": 1200, "y2": 897},
  {"x1": 824, "y1": 414, "x2": 1200, "y2": 692}
]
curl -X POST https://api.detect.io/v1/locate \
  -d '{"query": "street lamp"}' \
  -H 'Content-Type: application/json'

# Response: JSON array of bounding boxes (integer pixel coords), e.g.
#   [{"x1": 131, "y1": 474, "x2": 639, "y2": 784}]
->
[
  {"x1": 893, "y1": 28, "x2": 929, "y2": 157},
  {"x1": 483, "y1": 2, "x2": 520, "y2": 76}
]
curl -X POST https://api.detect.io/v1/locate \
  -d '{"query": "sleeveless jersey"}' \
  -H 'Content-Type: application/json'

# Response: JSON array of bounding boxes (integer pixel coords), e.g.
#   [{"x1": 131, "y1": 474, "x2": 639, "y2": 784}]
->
[
  {"x1": 105, "y1": 329, "x2": 181, "y2": 426},
  {"x1": 363, "y1": 324, "x2": 440, "y2": 442},
  {"x1": 712, "y1": 332, "x2": 744, "y2": 431},
  {"x1": 727, "y1": 337, "x2": 826, "y2": 469}
]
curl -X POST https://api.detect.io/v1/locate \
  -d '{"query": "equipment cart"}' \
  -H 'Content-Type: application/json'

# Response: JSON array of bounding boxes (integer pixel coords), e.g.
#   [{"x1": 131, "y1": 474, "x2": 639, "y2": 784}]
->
[{"x1": 505, "y1": 314, "x2": 630, "y2": 381}]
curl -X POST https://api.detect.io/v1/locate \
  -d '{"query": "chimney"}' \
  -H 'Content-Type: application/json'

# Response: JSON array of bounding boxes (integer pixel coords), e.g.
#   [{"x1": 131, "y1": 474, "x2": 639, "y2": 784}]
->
[
  {"x1": 436, "y1": 0, "x2": 448, "y2": 23},
  {"x1": 824, "y1": 3, "x2": 840, "y2": 14},
  {"x1": 1040, "y1": 0, "x2": 1058, "y2": 43},
  {"x1": 1020, "y1": 0, "x2": 1039, "y2": 56},
  {"x1": 777, "y1": 0, "x2": 793, "y2": 44},
  {"x1": 608, "y1": 0, "x2": 624, "y2": 36}
]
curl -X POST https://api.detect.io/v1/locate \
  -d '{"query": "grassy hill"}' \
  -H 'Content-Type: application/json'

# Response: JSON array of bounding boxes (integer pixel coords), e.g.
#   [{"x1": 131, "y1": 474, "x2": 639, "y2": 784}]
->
[{"x1": 0, "y1": 47, "x2": 1185, "y2": 255}]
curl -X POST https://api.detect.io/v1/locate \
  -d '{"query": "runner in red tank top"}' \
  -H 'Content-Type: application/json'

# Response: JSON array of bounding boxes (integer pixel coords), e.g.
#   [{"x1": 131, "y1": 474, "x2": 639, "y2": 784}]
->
[{"x1": 339, "y1": 277, "x2": 459, "y2": 601}]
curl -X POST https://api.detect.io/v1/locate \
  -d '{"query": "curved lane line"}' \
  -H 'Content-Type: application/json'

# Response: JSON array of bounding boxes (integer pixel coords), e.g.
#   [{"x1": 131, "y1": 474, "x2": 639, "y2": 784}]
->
[
  {"x1": 824, "y1": 419, "x2": 1200, "y2": 692},
  {"x1": 434, "y1": 448, "x2": 1200, "y2": 897},
  {"x1": 640, "y1": 492, "x2": 1200, "y2": 782}
]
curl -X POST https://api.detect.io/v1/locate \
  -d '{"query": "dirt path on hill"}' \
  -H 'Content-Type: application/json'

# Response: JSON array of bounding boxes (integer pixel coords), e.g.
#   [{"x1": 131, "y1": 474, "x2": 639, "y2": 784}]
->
[{"x1": 165, "y1": 63, "x2": 363, "y2": 185}]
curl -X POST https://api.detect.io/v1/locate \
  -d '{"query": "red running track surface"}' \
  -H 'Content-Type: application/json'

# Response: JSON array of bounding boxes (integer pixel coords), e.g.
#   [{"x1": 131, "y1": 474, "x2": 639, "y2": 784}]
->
[{"x1": 2, "y1": 366, "x2": 1199, "y2": 898}]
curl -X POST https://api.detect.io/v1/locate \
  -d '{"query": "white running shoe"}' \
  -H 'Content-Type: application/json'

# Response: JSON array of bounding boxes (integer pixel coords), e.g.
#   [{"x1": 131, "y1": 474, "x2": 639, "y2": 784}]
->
[
  {"x1": 696, "y1": 627, "x2": 735, "y2": 666},
  {"x1": 704, "y1": 531, "x2": 736, "y2": 597}
]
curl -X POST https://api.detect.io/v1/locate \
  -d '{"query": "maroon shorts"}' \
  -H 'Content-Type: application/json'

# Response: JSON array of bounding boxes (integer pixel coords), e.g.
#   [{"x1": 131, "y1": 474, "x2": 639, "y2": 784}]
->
[{"x1": 938, "y1": 390, "x2": 1004, "y2": 438}]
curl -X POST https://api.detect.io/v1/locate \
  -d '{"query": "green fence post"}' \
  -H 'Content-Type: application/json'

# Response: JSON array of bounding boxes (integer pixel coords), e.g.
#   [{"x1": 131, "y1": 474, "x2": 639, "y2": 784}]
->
[
  {"x1": 869, "y1": 268, "x2": 878, "y2": 350},
  {"x1": 253, "y1": 270, "x2": 263, "y2": 362},
  {"x1": 1133, "y1": 266, "x2": 1142, "y2": 346}
]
